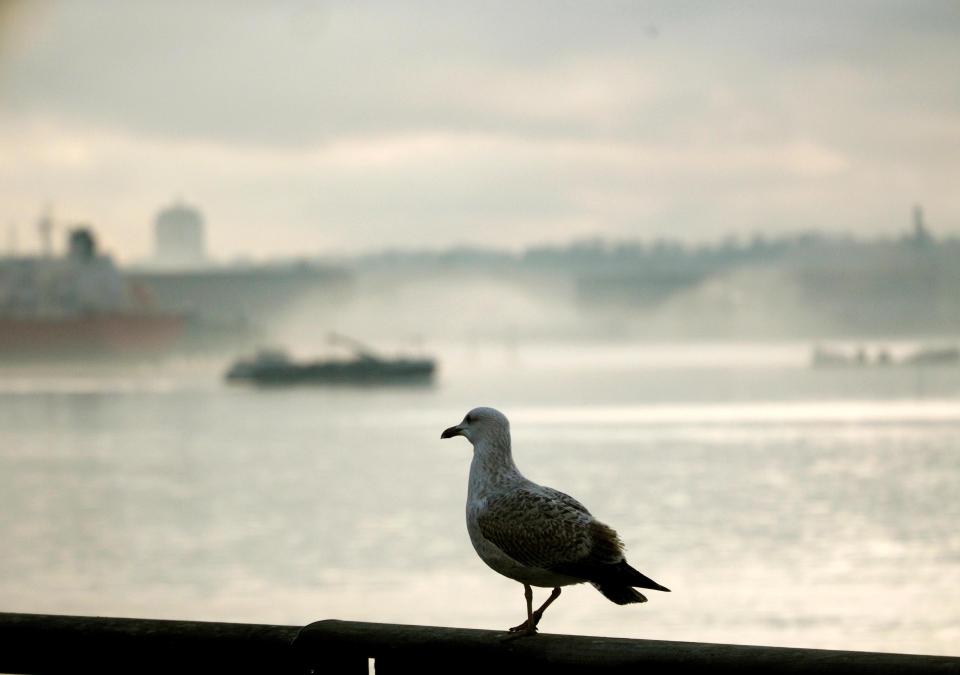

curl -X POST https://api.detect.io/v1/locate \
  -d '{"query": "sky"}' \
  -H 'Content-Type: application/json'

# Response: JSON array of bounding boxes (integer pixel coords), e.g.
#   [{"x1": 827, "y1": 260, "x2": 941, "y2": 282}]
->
[{"x1": 1, "y1": 0, "x2": 959, "y2": 262}]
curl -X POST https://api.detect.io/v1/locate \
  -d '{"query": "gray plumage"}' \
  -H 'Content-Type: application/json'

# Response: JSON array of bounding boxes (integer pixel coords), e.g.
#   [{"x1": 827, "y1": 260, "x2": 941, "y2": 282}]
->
[{"x1": 441, "y1": 406, "x2": 669, "y2": 632}]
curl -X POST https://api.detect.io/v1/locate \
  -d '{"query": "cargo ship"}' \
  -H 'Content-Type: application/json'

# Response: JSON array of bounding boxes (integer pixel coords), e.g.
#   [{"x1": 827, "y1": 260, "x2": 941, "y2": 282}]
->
[
  {"x1": 0, "y1": 228, "x2": 185, "y2": 357},
  {"x1": 226, "y1": 334, "x2": 436, "y2": 386}
]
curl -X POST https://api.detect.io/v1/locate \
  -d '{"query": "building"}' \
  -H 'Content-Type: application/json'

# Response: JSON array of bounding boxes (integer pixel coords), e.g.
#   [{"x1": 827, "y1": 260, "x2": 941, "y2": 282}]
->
[{"x1": 154, "y1": 200, "x2": 206, "y2": 267}]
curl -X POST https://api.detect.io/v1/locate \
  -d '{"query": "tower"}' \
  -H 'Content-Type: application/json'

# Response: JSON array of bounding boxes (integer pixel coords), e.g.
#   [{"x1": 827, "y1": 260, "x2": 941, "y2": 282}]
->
[
  {"x1": 911, "y1": 204, "x2": 932, "y2": 246},
  {"x1": 37, "y1": 204, "x2": 54, "y2": 257},
  {"x1": 154, "y1": 199, "x2": 206, "y2": 267}
]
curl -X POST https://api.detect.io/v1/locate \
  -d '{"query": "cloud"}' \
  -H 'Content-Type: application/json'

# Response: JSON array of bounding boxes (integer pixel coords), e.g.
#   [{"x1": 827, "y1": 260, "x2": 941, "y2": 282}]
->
[
  {"x1": 5, "y1": 1, "x2": 956, "y2": 145},
  {"x1": 1, "y1": 1, "x2": 959, "y2": 259}
]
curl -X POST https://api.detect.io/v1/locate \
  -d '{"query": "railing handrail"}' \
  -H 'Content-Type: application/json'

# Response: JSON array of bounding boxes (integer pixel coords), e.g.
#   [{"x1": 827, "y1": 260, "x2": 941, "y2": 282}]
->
[{"x1": 1, "y1": 612, "x2": 957, "y2": 674}]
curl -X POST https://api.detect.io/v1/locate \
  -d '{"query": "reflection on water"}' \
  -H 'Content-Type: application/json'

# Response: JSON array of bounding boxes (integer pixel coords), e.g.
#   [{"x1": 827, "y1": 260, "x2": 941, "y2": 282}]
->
[{"x1": 0, "y1": 341, "x2": 958, "y2": 656}]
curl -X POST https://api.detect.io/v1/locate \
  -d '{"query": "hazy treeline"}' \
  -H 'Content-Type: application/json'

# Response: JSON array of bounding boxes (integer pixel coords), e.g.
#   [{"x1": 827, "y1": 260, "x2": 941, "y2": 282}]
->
[
  {"x1": 127, "y1": 226, "x2": 960, "y2": 348},
  {"x1": 273, "y1": 226, "x2": 960, "y2": 344}
]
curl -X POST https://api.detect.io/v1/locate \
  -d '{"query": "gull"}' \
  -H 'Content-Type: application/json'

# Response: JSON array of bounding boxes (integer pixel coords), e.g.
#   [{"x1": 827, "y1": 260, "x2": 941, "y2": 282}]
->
[{"x1": 441, "y1": 406, "x2": 669, "y2": 634}]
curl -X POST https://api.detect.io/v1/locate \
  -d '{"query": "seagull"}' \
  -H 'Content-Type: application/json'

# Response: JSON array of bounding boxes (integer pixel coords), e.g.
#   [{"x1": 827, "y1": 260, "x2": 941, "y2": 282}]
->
[{"x1": 441, "y1": 406, "x2": 669, "y2": 634}]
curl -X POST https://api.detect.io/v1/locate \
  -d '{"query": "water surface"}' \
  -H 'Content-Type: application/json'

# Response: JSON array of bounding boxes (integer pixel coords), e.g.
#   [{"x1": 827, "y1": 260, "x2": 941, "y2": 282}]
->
[{"x1": 1, "y1": 341, "x2": 958, "y2": 656}]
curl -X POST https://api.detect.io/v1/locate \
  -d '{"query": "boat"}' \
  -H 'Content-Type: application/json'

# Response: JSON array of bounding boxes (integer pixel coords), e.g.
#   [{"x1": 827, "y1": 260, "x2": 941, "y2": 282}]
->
[
  {"x1": 0, "y1": 227, "x2": 184, "y2": 357},
  {"x1": 811, "y1": 345, "x2": 877, "y2": 368},
  {"x1": 811, "y1": 343, "x2": 958, "y2": 369},
  {"x1": 901, "y1": 345, "x2": 960, "y2": 366},
  {"x1": 225, "y1": 335, "x2": 436, "y2": 385}
]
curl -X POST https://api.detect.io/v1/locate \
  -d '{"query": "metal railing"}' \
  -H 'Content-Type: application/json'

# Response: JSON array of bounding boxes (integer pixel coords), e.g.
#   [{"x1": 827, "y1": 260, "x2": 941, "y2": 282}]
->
[{"x1": 1, "y1": 612, "x2": 957, "y2": 674}]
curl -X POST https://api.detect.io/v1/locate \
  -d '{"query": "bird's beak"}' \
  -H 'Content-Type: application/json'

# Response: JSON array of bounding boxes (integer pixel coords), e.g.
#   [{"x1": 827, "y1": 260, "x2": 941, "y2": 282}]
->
[{"x1": 441, "y1": 424, "x2": 464, "y2": 439}]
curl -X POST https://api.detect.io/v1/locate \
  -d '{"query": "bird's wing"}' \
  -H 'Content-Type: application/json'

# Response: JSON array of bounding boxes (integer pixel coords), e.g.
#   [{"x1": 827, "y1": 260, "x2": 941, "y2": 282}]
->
[
  {"x1": 477, "y1": 487, "x2": 624, "y2": 571},
  {"x1": 540, "y1": 486, "x2": 592, "y2": 516}
]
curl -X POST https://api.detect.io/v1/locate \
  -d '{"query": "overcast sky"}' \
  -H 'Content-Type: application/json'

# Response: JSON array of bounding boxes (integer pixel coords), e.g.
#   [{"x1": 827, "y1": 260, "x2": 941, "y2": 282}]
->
[{"x1": 1, "y1": 1, "x2": 958, "y2": 261}]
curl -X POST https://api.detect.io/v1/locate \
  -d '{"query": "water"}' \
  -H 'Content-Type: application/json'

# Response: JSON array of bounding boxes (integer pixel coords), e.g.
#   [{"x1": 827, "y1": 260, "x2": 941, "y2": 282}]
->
[{"x1": 1, "y1": 341, "x2": 958, "y2": 657}]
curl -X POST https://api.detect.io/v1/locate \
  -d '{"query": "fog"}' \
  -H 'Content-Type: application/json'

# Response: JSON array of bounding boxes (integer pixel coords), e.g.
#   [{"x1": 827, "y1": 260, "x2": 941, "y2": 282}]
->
[{"x1": 263, "y1": 225, "x2": 960, "y2": 353}]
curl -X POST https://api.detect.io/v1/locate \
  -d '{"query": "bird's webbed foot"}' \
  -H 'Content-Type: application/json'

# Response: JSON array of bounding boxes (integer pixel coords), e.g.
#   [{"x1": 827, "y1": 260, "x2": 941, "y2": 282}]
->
[
  {"x1": 507, "y1": 618, "x2": 539, "y2": 634},
  {"x1": 508, "y1": 608, "x2": 546, "y2": 634}
]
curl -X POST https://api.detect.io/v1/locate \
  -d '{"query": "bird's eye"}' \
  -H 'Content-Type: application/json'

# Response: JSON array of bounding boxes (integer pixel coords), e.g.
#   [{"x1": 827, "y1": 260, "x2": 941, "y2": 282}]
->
[{"x1": 465, "y1": 414, "x2": 474, "y2": 424}]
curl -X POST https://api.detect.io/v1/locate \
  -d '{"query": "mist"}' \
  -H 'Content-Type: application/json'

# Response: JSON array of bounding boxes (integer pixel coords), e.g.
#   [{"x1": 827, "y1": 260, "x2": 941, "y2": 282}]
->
[{"x1": 260, "y1": 225, "x2": 960, "y2": 354}]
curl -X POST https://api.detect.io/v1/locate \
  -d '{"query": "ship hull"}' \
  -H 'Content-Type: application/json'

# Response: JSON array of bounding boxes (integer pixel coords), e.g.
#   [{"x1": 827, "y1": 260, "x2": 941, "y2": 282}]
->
[
  {"x1": 0, "y1": 313, "x2": 185, "y2": 356},
  {"x1": 226, "y1": 357, "x2": 436, "y2": 386}
]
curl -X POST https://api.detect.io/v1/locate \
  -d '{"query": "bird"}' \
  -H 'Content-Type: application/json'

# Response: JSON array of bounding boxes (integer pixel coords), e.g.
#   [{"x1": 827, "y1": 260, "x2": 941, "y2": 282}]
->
[{"x1": 441, "y1": 406, "x2": 669, "y2": 634}]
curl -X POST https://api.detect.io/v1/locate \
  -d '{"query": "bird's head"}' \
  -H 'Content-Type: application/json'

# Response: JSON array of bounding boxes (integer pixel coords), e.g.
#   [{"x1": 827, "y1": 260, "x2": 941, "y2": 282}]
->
[{"x1": 441, "y1": 406, "x2": 510, "y2": 447}]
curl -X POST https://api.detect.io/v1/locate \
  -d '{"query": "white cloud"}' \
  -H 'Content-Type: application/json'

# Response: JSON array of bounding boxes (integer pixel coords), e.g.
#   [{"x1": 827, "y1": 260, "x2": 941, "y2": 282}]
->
[{"x1": 1, "y1": 1, "x2": 958, "y2": 259}]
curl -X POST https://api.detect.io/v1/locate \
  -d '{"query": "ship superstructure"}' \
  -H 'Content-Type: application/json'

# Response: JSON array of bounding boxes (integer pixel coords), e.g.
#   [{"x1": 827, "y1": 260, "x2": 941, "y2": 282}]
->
[{"x1": 0, "y1": 227, "x2": 184, "y2": 356}]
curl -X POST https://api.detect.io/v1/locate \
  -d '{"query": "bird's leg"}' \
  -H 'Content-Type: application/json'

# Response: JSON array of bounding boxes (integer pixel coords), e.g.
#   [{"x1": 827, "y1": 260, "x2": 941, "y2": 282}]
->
[
  {"x1": 508, "y1": 583, "x2": 535, "y2": 633},
  {"x1": 528, "y1": 587, "x2": 562, "y2": 630}
]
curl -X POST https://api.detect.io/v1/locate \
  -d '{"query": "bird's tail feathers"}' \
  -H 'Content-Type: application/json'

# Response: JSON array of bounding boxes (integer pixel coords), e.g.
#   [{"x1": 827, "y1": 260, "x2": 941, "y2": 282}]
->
[
  {"x1": 618, "y1": 561, "x2": 671, "y2": 592},
  {"x1": 592, "y1": 582, "x2": 648, "y2": 605}
]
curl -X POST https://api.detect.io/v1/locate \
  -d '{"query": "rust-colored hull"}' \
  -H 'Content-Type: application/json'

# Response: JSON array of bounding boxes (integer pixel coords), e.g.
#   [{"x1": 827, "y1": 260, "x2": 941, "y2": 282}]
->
[{"x1": 0, "y1": 313, "x2": 185, "y2": 356}]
